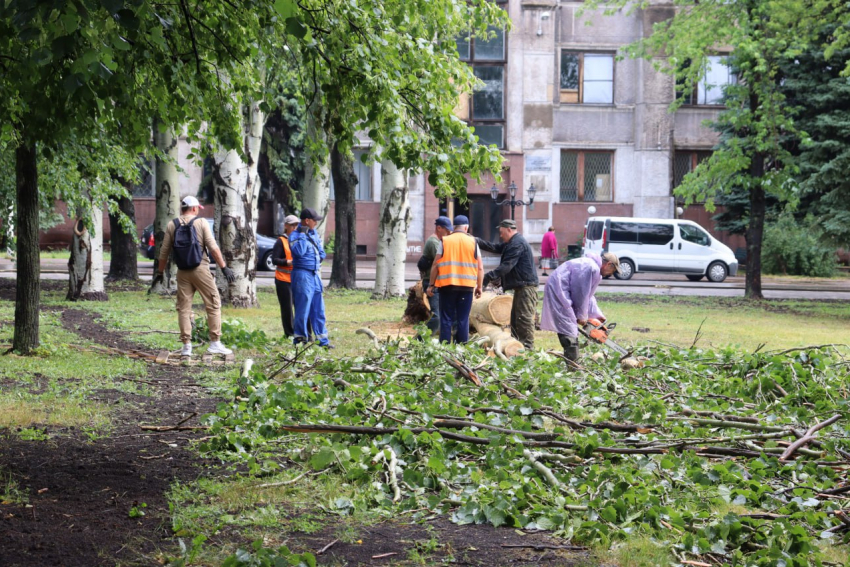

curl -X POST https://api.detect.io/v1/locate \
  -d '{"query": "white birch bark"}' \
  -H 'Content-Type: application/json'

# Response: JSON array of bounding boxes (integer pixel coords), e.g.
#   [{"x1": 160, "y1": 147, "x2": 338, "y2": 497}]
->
[
  {"x1": 212, "y1": 101, "x2": 265, "y2": 308},
  {"x1": 372, "y1": 160, "x2": 411, "y2": 298},
  {"x1": 67, "y1": 200, "x2": 107, "y2": 301},
  {"x1": 152, "y1": 122, "x2": 181, "y2": 294},
  {"x1": 301, "y1": 111, "x2": 331, "y2": 241}
]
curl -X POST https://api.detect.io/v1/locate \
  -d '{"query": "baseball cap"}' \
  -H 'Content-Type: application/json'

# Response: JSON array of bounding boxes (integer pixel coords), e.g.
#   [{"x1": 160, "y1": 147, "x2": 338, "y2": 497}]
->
[
  {"x1": 453, "y1": 215, "x2": 469, "y2": 226},
  {"x1": 601, "y1": 251, "x2": 622, "y2": 274},
  {"x1": 300, "y1": 207, "x2": 324, "y2": 221},
  {"x1": 283, "y1": 214, "x2": 300, "y2": 225},
  {"x1": 498, "y1": 219, "x2": 517, "y2": 229},
  {"x1": 435, "y1": 216, "x2": 452, "y2": 230},
  {"x1": 181, "y1": 196, "x2": 203, "y2": 209}
]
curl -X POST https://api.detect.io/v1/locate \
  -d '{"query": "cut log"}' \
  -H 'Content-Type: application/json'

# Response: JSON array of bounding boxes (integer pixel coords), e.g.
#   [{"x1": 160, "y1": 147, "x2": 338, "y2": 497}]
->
[
  {"x1": 470, "y1": 292, "x2": 513, "y2": 327},
  {"x1": 476, "y1": 322, "x2": 524, "y2": 359}
]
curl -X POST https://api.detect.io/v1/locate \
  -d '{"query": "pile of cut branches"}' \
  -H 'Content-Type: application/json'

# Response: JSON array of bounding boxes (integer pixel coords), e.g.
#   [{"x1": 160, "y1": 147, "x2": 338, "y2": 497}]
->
[{"x1": 203, "y1": 338, "x2": 850, "y2": 565}]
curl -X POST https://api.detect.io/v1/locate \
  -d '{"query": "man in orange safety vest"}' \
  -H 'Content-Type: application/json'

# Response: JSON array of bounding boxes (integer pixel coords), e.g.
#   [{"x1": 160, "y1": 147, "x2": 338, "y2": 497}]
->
[{"x1": 426, "y1": 215, "x2": 483, "y2": 343}]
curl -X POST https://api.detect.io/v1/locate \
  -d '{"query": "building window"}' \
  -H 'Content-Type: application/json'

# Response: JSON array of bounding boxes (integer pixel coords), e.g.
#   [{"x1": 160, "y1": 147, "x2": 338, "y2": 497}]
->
[
  {"x1": 329, "y1": 149, "x2": 373, "y2": 201},
  {"x1": 679, "y1": 56, "x2": 736, "y2": 105},
  {"x1": 560, "y1": 52, "x2": 614, "y2": 104},
  {"x1": 456, "y1": 20, "x2": 507, "y2": 148},
  {"x1": 560, "y1": 150, "x2": 613, "y2": 202},
  {"x1": 672, "y1": 150, "x2": 711, "y2": 192}
]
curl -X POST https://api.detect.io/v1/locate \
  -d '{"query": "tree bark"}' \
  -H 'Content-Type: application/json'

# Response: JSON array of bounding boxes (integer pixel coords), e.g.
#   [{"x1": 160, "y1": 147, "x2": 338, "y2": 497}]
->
[
  {"x1": 106, "y1": 182, "x2": 138, "y2": 281},
  {"x1": 301, "y1": 110, "x2": 331, "y2": 241},
  {"x1": 152, "y1": 121, "x2": 181, "y2": 294},
  {"x1": 13, "y1": 142, "x2": 40, "y2": 354},
  {"x1": 212, "y1": 101, "x2": 264, "y2": 308},
  {"x1": 372, "y1": 160, "x2": 411, "y2": 298},
  {"x1": 329, "y1": 143, "x2": 357, "y2": 289},
  {"x1": 67, "y1": 197, "x2": 108, "y2": 302},
  {"x1": 746, "y1": 155, "x2": 766, "y2": 300}
]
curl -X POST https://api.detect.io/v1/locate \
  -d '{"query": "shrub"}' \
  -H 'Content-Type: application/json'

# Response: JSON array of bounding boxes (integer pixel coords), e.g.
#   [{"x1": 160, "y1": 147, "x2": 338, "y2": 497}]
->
[{"x1": 761, "y1": 214, "x2": 836, "y2": 277}]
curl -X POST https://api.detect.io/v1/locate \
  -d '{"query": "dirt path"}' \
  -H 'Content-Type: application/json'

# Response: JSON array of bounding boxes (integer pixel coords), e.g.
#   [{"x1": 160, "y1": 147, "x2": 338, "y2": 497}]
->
[
  {"x1": 1, "y1": 308, "x2": 220, "y2": 567},
  {"x1": 1, "y1": 298, "x2": 588, "y2": 566}
]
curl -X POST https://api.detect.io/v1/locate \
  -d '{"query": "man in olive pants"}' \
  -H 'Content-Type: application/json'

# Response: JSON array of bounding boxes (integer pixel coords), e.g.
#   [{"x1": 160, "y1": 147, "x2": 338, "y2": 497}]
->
[
  {"x1": 153, "y1": 196, "x2": 236, "y2": 357},
  {"x1": 476, "y1": 219, "x2": 539, "y2": 349}
]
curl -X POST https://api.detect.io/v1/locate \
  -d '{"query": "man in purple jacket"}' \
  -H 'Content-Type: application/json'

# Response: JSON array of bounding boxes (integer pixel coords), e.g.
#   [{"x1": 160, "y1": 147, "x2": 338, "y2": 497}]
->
[{"x1": 541, "y1": 251, "x2": 620, "y2": 362}]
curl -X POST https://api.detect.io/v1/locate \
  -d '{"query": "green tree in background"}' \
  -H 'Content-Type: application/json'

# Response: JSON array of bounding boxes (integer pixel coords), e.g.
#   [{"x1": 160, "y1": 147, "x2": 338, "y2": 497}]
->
[
  {"x1": 591, "y1": 0, "x2": 817, "y2": 298},
  {"x1": 781, "y1": 25, "x2": 850, "y2": 249}
]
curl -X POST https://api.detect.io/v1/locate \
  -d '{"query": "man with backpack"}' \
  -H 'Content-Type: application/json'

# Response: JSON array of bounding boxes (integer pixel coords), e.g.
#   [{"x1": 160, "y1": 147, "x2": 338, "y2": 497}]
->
[{"x1": 152, "y1": 196, "x2": 236, "y2": 356}]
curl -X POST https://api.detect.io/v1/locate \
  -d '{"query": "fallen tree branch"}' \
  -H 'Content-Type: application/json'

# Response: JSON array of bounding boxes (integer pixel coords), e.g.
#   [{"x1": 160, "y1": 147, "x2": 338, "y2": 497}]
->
[
  {"x1": 667, "y1": 417, "x2": 786, "y2": 433},
  {"x1": 356, "y1": 327, "x2": 380, "y2": 348},
  {"x1": 500, "y1": 543, "x2": 588, "y2": 551},
  {"x1": 780, "y1": 414, "x2": 841, "y2": 461},
  {"x1": 443, "y1": 355, "x2": 482, "y2": 387}
]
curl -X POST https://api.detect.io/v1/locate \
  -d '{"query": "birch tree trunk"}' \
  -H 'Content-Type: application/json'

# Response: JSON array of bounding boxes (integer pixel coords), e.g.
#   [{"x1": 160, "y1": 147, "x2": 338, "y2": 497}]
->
[
  {"x1": 152, "y1": 121, "x2": 180, "y2": 294},
  {"x1": 329, "y1": 142, "x2": 357, "y2": 289},
  {"x1": 212, "y1": 101, "x2": 265, "y2": 308},
  {"x1": 301, "y1": 111, "x2": 331, "y2": 241},
  {"x1": 372, "y1": 160, "x2": 411, "y2": 298},
  {"x1": 67, "y1": 199, "x2": 108, "y2": 301}
]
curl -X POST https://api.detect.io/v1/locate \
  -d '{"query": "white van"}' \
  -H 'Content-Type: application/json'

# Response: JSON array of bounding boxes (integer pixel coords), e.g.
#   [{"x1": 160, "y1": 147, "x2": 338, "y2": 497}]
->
[{"x1": 583, "y1": 216, "x2": 739, "y2": 282}]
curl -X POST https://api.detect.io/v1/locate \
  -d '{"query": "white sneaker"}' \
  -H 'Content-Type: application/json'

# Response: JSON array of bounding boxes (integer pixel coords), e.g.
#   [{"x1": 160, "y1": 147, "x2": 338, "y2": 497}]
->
[
  {"x1": 181, "y1": 343, "x2": 192, "y2": 356},
  {"x1": 207, "y1": 341, "x2": 233, "y2": 355}
]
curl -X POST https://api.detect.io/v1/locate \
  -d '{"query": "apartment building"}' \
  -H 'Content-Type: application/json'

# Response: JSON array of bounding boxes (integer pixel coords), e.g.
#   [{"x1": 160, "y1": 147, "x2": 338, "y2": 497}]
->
[{"x1": 324, "y1": 0, "x2": 739, "y2": 260}]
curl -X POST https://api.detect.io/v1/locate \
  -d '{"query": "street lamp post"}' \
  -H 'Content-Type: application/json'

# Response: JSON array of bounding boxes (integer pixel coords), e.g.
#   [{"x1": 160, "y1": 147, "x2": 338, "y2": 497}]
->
[{"x1": 490, "y1": 181, "x2": 536, "y2": 220}]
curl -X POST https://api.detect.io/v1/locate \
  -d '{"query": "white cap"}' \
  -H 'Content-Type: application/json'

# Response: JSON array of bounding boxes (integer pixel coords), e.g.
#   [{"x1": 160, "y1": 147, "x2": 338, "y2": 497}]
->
[
  {"x1": 283, "y1": 214, "x2": 300, "y2": 225},
  {"x1": 181, "y1": 196, "x2": 203, "y2": 209}
]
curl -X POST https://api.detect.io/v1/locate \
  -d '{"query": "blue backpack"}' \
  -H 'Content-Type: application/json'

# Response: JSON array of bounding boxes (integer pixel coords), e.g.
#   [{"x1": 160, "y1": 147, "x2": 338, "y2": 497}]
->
[{"x1": 172, "y1": 217, "x2": 204, "y2": 270}]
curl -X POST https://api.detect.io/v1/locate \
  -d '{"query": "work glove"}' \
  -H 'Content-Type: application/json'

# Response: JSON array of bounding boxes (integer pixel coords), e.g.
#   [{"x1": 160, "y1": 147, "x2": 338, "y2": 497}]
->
[
  {"x1": 222, "y1": 267, "x2": 237, "y2": 283},
  {"x1": 589, "y1": 328, "x2": 608, "y2": 343},
  {"x1": 482, "y1": 274, "x2": 492, "y2": 288},
  {"x1": 151, "y1": 271, "x2": 164, "y2": 287}
]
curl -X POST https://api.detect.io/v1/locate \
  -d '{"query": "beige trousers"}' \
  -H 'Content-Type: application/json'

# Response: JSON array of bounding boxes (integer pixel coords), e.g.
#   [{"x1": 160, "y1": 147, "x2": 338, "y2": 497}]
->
[{"x1": 176, "y1": 267, "x2": 222, "y2": 343}]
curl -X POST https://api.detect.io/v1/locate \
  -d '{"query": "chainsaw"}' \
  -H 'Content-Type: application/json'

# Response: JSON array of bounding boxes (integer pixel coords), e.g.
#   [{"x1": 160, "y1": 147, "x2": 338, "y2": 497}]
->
[{"x1": 579, "y1": 320, "x2": 631, "y2": 358}]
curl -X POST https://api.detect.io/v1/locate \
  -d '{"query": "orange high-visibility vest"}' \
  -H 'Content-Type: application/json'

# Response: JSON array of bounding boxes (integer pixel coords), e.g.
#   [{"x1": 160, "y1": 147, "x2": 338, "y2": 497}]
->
[
  {"x1": 275, "y1": 236, "x2": 293, "y2": 283},
  {"x1": 435, "y1": 232, "x2": 478, "y2": 288}
]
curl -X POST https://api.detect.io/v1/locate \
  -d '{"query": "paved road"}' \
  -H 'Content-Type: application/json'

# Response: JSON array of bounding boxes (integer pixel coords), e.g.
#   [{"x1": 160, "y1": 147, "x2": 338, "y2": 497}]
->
[{"x1": 2, "y1": 258, "x2": 849, "y2": 300}]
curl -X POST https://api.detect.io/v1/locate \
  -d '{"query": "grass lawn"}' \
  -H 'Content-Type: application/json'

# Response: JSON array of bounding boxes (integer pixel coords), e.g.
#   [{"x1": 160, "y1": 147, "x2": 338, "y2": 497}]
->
[{"x1": 16, "y1": 285, "x2": 848, "y2": 356}]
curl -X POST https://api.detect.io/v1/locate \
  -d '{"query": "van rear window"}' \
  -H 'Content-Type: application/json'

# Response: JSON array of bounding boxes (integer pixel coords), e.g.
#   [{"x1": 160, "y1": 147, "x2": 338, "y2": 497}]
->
[{"x1": 587, "y1": 221, "x2": 603, "y2": 240}]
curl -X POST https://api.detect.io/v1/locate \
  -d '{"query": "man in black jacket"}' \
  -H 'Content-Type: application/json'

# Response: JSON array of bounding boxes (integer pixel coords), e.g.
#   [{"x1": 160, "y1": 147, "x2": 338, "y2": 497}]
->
[{"x1": 476, "y1": 219, "x2": 539, "y2": 349}]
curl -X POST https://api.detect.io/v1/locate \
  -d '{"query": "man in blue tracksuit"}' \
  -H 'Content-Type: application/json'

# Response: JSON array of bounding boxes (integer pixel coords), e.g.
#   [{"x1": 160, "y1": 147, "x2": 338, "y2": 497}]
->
[{"x1": 289, "y1": 207, "x2": 332, "y2": 348}]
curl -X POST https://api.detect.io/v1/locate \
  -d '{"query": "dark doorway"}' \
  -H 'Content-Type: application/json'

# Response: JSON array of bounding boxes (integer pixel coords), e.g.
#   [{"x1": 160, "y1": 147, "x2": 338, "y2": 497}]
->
[{"x1": 438, "y1": 196, "x2": 502, "y2": 242}]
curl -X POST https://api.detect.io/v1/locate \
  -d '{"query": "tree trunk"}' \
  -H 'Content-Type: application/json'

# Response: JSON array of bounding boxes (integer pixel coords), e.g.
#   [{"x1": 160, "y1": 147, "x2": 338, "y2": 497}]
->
[
  {"x1": 106, "y1": 183, "x2": 138, "y2": 281},
  {"x1": 13, "y1": 142, "x2": 40, "y2": 354},
  {"x1": 212, "y1": 101, "x2": 264, "y2": 308},
  {"x1": 329, "y1": 143, "x2": 357, "y2": 289},
  {"x1": 152, "y1": 121, "x2": 180, "y2": 293},
  {"x1": 67, "y1": 198, "x2": 108, "y2": 302},
  {"x1": 745, "y1": 175, "x2": 765, "y2": 300},
  {"x1": 372, "y1": 160, "x2": 411, "y2": 298},
  {"x1": 470, "y1": 292, "x2": 514, "y2": 327},
  {"x1": 301, "y1": 111, "x2": 331, "y2": 241}
]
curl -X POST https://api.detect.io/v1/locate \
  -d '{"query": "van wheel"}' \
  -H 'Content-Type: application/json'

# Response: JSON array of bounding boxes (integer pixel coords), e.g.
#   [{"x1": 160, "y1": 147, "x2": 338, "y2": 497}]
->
[
  {"x1": 614, "y1": 259, "x2": 635, "y2": 280},
  {"x1": 686, "y1": 275, "x2": 703, "y2": 282},
  {"x1": 707, "y1": 262, "x2": 728, "y2": 283}
]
